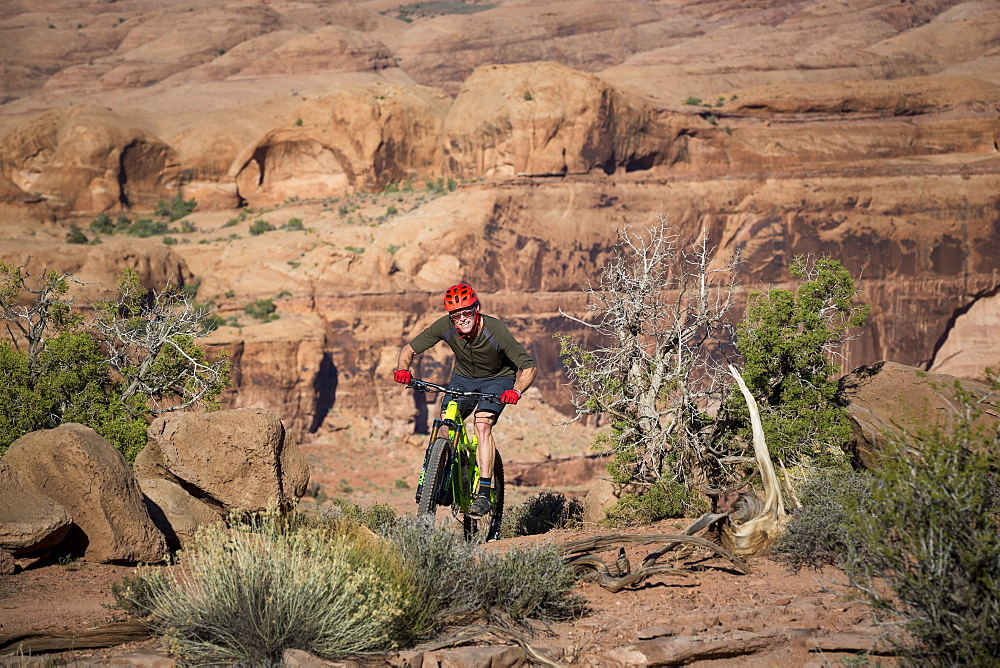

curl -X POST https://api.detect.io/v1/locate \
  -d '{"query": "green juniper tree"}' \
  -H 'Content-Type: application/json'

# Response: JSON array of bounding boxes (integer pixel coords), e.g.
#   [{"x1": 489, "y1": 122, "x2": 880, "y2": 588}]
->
[
  {"x1": 722, "y1": 255, "x2": 870, "y2": 468},
  {"x1": 0, "y1": 260, "x2": 230, "y2": 461}
]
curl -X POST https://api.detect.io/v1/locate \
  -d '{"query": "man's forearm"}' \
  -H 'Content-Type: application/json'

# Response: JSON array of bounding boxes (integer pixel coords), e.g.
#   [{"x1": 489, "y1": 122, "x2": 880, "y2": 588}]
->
[
  {"x1": 513, "y1": 367, "x2": 537, "y2": 395},
  {"x1": 396, "y1": 344, "x2": 415, "y2": 370}
]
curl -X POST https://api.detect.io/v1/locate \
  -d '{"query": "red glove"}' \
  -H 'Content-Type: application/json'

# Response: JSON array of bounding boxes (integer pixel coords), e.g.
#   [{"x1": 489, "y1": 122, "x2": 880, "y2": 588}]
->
[
  {"x1": 394, "y1": 369, "x2": 412, "y2": 385},
  {"x1": 500, "y1": 389, "x2": 521, "y2": 405}
]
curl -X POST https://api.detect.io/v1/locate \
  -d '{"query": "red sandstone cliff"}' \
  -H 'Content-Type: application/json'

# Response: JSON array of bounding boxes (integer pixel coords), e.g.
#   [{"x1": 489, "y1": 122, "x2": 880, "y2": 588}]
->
[{"x1": 1, "y1": 0, "x2": 997, "y2": 439}]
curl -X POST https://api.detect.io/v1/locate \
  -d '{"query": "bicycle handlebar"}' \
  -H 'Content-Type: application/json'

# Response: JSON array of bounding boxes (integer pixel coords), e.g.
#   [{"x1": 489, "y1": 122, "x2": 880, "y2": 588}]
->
[{"x1": 406, "y1": 378, "x2": 500, "y2": 403}]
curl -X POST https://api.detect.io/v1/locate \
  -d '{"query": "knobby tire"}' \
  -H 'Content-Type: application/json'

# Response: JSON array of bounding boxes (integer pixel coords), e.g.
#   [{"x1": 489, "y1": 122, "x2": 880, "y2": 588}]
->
[
  {"x1": 464, "y1": 450, "x2": 505, "y2": 542},
  {"x1": 416, "y1": 437, "x2": 451, "y2": 518}
]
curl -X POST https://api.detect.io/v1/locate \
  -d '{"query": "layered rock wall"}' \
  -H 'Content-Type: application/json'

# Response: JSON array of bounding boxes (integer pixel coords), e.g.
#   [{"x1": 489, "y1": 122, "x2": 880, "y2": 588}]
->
[{"x1": 1, "y1": 0, "x2": 998, "y2": 440}]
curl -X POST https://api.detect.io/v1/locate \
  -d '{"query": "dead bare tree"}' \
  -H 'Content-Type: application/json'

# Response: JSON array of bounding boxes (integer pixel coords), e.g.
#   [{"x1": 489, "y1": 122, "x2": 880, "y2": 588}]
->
[
  {"x1": 89, "y1": 267, "x2": 230, "y2": 414},
  {"x1": 715, "y1": 364, "x2": 789, "y2": 555},
  {"x1": 558, "y1": 216, "x2": 740, "y2": 488}
]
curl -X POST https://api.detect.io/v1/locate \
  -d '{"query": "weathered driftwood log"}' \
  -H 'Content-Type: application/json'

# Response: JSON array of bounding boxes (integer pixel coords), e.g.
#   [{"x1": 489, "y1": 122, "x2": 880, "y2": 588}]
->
[
  {"x1": 0, "y1": 620, "x2": 153, "y2": 656},
  {"x1": 559, "y1": 530, "x2": 751, "y2": 592},
  {"x1": 716, "y1": 365, "x2": 789, "y2": 555}
]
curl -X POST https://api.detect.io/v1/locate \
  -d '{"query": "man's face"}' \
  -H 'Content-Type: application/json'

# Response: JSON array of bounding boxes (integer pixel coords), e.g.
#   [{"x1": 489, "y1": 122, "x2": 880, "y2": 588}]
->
[{"x1": 449, "y1": 304, "x2": 478, "y2": 334}]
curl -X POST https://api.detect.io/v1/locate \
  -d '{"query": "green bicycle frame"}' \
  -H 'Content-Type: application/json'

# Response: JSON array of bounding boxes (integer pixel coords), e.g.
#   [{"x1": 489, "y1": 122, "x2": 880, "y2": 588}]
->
[{"x1": 421, "y1": 398, "x2": 480, "y2": 511}]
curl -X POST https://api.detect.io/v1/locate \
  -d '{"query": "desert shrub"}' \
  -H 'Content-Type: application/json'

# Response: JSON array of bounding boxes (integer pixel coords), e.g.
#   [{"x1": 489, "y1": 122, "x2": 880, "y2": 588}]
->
[
  {"x1": 501, "y1": 491, "x2": 583, "y2": 538},
  {"x1": 603, "y1": 476, "x2": 709, "y2": 527},
  {"x1": 66, "y1": 224, "x2": 88, "y2": 244},
  {"x1": 771, "y1": 469, "x2": 875, "y2": 571},
  {"x1": 116, "y1": 510, "x2": 581, "y2": 659},
  {"x1": 386, "y1": 516, "x2": 582, "y2": 631},
  {"x1": 111, "y1": 566, "x2": 171, "y2": 618},
  {"x1": 845, "y1": 378, "x2": 1000, "y2": 665},
  {"x1": 249, "y1": 219, "x2": 275, "y2": 236},
  {"x1": 0, "y1": 331, "x2": 148, "y2": 460},
  {"x1": 126, "y1": 218, "x2": 170, "y2": 237},
  {"x1": 474, "y1": 544, "x2": 581, "y2": 626},
  {"x1": 148, "y1": 513, "x2": 424, "y2": 664},
  {"x1": 89, "y1": 213, "x2": 115, "y2": 234},
  {"x1": 244, "y1": 298, "x2": 277, "y2": 322},
  {"x1": 155, "y1": 194, "x2": 197, "y2": 222},
  {"x1": 385, "y1": 516, "x2": 478, "y2": 629},
  {"x1": 392, "y1": 2, "x2": 495, "y2": 18},
  {"x1": 197, "y1": 313, "x2": 223, "y2": 335},
  {"x1": 283, "y1": 217, "x2": 304, "y2": 231},
  {"x1": 325, "y1": 499, "x2": 401, "y2": 536},
  {"x1": 0, "y1": 263, "x2": 229, "y2": 460}
]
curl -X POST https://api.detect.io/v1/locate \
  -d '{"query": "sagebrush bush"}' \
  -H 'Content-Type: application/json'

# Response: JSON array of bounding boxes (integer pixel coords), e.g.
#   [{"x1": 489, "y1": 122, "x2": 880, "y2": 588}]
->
[
  {"x1": 500, "y1": 491, "x2": 583, "y2": 538},
  {"x1": 603, "y1": 477, "x2": 709, "y2": 527},
  {"x1": 147, "y1": 511, "x2": 425, "y2": 664},
  {"x1": 110, "y1": 565, "x2": 171, "y2": 618},
  {"x1": 474, "y1": 544, "x2": 581, "y2": 626},
  {"x1": 771, "y1": 469, "x2": 874, "y2": 571},
  {"x1": 386, "y1": 515, "x2": 582, "y2": 630},
  {"x1": 113, "y1": 507, "x2": 583, "y2": 660},
  {"x1": 845, "y1": 380, "x2": 1000, "y2": 665},
  {"x1": 386, "y1": 515, "x2": 480, "y2": 626},
  {"x1": 326, "y1": 499, "x2": 400, "y2": 535},
  {"x1": 249, "y1": 219, "x2": 275, "y2": 236}
]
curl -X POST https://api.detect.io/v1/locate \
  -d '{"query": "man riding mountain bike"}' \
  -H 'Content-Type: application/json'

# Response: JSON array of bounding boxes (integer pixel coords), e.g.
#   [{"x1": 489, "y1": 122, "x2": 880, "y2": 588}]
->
[{"x1": 394, "y1": 283, "x2": 537, "y2": 517}]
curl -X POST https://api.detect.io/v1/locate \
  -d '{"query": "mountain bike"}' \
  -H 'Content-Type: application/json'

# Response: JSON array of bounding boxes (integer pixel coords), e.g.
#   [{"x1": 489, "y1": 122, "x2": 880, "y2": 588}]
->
[{"x1": 408, "y1": 378, "x2": 505, "y2": 542}]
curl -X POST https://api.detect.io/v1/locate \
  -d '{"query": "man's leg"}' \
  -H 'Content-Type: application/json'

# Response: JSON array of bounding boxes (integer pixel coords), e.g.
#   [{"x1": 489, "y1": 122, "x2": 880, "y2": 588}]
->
[
  {"x1": 470, "y1": 411, "x2": 498, "y2": 516},
  {"x1": 473, "y1": 411, "x2": 497, "y2": 480}
]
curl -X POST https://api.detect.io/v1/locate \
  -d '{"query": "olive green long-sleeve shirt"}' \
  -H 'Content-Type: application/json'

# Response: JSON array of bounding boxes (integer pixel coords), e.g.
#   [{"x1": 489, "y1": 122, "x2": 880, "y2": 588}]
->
[{"x1": 408, "y1": 314, "x2": 535, "y2": 379}]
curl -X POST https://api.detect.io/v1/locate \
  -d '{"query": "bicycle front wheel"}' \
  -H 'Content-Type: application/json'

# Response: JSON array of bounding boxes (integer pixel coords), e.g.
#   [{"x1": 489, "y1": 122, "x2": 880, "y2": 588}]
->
[
  {"x1": 416, "y1": 437, "x2": 451, "y2": 518},
  {"x1": 464, "y1": 450, "x2": 504, "y2": 542}
]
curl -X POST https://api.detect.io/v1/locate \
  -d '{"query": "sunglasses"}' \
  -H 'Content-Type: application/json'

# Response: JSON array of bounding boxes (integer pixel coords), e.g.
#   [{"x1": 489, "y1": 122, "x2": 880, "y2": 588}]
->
[{"x1": 449, "y1": 306, "x2": 478, "y2": 322}]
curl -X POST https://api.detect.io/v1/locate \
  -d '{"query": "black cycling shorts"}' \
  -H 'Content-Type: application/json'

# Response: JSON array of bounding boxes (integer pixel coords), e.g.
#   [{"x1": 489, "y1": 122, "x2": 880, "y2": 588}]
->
[{"x1": 442, "y1": 374, "x2": 516, "y2": 422}]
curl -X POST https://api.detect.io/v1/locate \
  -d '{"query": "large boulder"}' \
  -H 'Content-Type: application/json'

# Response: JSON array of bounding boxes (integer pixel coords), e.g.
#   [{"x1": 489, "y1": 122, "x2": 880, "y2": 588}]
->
[
  {"x1": 2, "y1": 424, "x2": 168, "y2": 563},
  {"x1": 837, "y1": 361, "x2": 999, "y2": 468},
  {"x1": 138, "y1": 476, "x2": 224, "y2": 551},
  {"x1": 137, "y1": 407, "x2": 309, "y2": 514},
  {"x1": 0, "y1": 461, "x2": 72, "y2": 556}
]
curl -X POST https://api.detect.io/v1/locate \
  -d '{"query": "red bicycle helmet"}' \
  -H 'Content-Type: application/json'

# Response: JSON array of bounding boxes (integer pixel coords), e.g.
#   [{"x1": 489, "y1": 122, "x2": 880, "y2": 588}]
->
[{"x1": 443, "y1": 283, "x2": 479, "y2": 312}]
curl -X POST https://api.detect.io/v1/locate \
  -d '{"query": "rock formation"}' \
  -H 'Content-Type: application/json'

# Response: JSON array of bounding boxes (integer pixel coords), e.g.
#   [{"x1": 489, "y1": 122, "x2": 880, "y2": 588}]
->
[
  {"x1": 137, "y1": 407, "x2": 310, "y2": 514},
  {"x1": 2, "y1": 424, "x2": 167, "y2": 564},
  {"x1": 0, "y1": 0, "x2": 997, "y2": 443},
  {"x1": 0, "y1": 461, "x2": 71, "y2": 557},
  {"x1": 0, "y1": 409, "x2": 309, "y2": 562},
  {"x1": 837, "y1": 361, "x2": 999, "y2": 468}
]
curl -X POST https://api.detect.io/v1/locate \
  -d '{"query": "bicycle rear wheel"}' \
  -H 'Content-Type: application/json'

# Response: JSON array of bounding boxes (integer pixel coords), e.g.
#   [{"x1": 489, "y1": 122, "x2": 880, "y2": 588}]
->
[
  {"x1": 416, "y1": 437, "x2": 451, "y2": 518},
  {"x1": 464, "y1": 450, "x2": 504, "y2": 542}
]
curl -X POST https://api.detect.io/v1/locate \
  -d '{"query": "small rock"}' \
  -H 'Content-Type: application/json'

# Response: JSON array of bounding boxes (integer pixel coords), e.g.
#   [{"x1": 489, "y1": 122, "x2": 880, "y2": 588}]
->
[
  {"x1": 104, "y1": 650, "x2": 178, "y2": 667},
  {"x1": 0, "y1": 549, "x2": 15, "y2": 575},
  {"x1": 637, "y1": 625, "x2": 676, "y2": 639}
]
